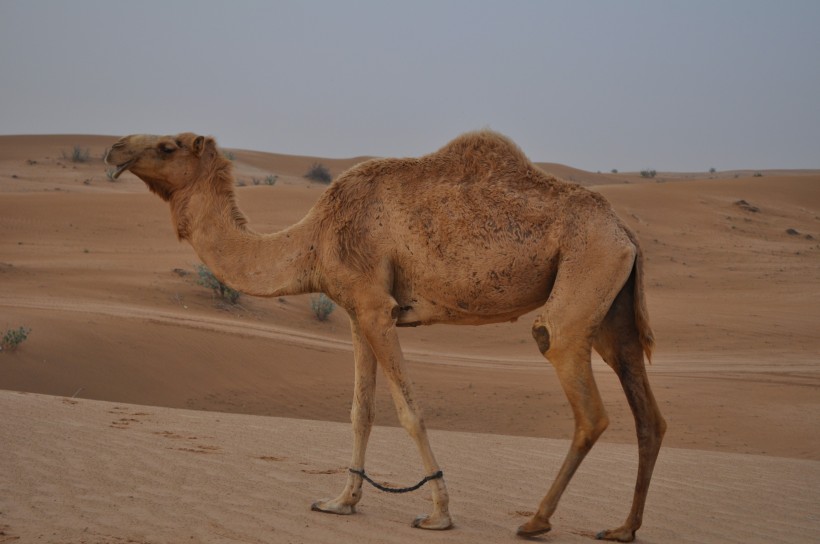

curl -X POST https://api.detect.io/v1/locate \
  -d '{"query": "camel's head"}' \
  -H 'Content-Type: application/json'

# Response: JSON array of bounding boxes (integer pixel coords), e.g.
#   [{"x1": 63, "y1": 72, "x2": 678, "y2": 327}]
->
[{"x1": 104, "y1": 132, "x2": 224, "y2": 201}]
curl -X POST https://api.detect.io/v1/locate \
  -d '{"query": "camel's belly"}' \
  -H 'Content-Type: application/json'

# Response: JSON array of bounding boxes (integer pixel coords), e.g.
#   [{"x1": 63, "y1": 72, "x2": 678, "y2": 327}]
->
[
  {"x1": 395, "y1": 297, "x2": 545, "y2": 327},
  {"x1": 392, "y1": 259, "x2": 557, "y2": 327}
]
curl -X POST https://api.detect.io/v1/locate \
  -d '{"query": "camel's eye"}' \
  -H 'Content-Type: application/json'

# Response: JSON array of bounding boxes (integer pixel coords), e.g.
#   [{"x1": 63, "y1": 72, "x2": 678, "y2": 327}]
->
[{"x1": 159, "y1": 142, "x2": 176, "y2": 155}]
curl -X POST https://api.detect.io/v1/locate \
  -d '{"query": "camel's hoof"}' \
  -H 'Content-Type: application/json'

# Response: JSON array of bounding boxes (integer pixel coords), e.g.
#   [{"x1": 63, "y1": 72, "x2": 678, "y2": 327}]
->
[
  {"x1": 595, "y1": 527, "x2": 636, "y2": 542},
  {"x1": 516, "y1": 518, "x2": 552, "y2": 539},
  {"x1": 310, "y1": 499, "x2": 356, "y2": 516},
  {"x1": 411, "y1": 513, "x2": 453, "y2": 530}
]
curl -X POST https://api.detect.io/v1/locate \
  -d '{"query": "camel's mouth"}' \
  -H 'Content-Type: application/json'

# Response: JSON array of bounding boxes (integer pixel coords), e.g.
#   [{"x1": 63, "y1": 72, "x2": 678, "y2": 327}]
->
[{"x1": 110, "y1": 159, "x2": 135, "y2": 179}]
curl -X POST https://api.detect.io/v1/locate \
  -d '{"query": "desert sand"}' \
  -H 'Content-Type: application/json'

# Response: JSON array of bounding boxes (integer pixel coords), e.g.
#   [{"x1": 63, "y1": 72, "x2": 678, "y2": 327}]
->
[{"x1": 1, "y1": 134, "x2": 819, "y2": 542}]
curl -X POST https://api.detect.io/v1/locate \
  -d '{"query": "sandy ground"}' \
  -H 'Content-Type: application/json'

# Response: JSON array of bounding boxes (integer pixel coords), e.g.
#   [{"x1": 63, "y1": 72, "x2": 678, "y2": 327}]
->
[
  {"x1": 2, "y1": 390, "x2": 818, "y2": 544},
  {"x1": 1, "y1": 134, "x2": 819, "y2": 542}
]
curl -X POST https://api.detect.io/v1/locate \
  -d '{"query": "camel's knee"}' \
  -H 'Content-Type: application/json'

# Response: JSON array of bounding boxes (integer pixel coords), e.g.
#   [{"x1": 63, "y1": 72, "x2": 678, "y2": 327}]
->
[
  {"x1": 574, "y1": 413, "x2": 610, "y2": 451},
  {"x1": 532, "y1": 319, "x2": 590, "y2": 361},
  {"x1": 657, "y1": 414, "x2": 668, "y2": 439},
  {"x1": 590, "y1": 413, "x2": 610, "y2": 443},
  {"x1": 532, "y1": 321, "x2": 551, "y2": 355},
  {"x1": 640, "y1": 412, "x2": 667, "y2": 446},
  {"x1": 350, "y1": 401, "x2": 375, "y2": 427},
  {"x1": 396, "y1": 405, "x2": 426, "y2": 439},
  {"x1": 533, "y1": 319, "x2": 578, "y2": 358}
]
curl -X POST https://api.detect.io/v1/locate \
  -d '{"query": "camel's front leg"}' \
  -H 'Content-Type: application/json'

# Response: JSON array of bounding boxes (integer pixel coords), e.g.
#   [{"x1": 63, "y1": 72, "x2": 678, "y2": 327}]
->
[
  {"x1": 359, "y1": 303, "x2": 452, "y2": 530},
  {"x1": 312, "y1": 319, "x2": 376, "y2": 515}
]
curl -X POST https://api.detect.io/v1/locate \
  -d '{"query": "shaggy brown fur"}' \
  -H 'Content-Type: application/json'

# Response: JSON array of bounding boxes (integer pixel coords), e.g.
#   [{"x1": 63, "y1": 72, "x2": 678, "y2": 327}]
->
[{"x1": 105, "y1": 130, "x2": 665, "y2": 541}]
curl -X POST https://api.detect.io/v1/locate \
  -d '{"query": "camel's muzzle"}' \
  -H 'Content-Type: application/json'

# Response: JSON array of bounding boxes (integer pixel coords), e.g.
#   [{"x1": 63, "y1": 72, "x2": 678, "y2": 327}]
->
[
  {"x1": 110, "y1": 159, "x2": 135, "y2": 179},
  {"x1": 104, "y1": 143, "x2": 136, "y2": 179}
]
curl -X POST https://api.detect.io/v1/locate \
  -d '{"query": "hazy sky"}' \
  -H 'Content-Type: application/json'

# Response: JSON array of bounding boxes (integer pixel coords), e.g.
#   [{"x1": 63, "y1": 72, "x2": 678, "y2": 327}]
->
[{"x1": 1, "y1": 1, "x2": 818, "y2": 172}]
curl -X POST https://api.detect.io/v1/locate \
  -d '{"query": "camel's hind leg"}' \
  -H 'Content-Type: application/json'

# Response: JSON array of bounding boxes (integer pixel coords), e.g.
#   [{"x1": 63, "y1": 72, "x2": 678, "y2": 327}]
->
[
  {"x1": 518, "y1": 244, "x2": 636, "y2": 539},
  {"x1": 593, "y1": 275, "x2": 666, "y2": 542}
]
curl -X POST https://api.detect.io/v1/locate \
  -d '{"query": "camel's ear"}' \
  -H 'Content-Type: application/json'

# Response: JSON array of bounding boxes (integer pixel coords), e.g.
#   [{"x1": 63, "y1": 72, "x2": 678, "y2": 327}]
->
[{"x1": 192, "y1": 135, "x2": 206, "y2": 157}]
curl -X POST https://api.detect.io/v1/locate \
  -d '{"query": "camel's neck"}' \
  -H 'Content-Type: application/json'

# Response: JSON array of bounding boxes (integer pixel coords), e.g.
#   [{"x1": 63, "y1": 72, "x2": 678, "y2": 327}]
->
[{"x1": 175, "y1": 173, "x2": 319, "y2": 298}]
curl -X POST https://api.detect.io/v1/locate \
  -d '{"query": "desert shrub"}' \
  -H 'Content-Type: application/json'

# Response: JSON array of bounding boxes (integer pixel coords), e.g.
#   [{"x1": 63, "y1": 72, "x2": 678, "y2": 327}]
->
[
  {"x1": 640, "y1": 169, "x2": 657, "y2": 178},
  {"x1": 195, "y1": 264, "x2": 240, "y2": 304},
  {"x1": 250, "y1": 176, "x2": 277, "y2": 186},
  {"x1": 223, "y1": 151, "x2": 236, "y2": 161},
  {"x1": 1, "y1": 326, "x2": 31, "y2": 353},
  {"x1": 63, "y1": 145, "x2": 90, "y2": 163},
  {"x1": 305, "y1": 162, "x2": 332, "y2": 184},
  {"x1": 753, "y1": 172, "x2": 763, "y2": 177},
  {"x1": 310, "y1": 293, "x2": 335, "y2": 321},
  {"x1": 611, "y1": 169, "x2": 618, "y2": 174}
]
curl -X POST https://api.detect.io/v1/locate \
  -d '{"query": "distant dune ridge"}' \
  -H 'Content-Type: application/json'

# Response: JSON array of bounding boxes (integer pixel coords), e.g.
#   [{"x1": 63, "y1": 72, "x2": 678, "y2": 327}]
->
[{"x1": 1, "y1": 134, "x2": 819, "y2": 542}]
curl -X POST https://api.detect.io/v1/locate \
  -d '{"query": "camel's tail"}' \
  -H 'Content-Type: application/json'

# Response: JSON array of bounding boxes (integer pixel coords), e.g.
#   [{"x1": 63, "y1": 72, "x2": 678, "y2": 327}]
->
[{"x1": 632, "y1": 243, "x2": 655, "y2": 364}]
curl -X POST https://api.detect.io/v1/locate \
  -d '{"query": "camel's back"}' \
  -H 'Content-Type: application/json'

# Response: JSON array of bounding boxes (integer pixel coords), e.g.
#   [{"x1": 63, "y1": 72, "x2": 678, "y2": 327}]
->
[
  {"x1": 317, "y1": 131, "x2": 629, "y2": 323},
  {"x1": 321, "y1": 130, "x2": 579, "y2": 227}
]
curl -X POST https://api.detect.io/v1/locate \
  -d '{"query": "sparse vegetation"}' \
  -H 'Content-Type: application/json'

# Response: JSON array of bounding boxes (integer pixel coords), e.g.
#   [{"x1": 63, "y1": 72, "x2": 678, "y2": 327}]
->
[
  {"x1": 251, "y1": 175, "x2": 278, "y2": 187},
  {"x1": 611, "y1": 169, "x2": 618, "y2": 174},
  {"x1": 1, "y1": 326, "x2": 31, "y2": 353},
  {"x1": 223, "y1": 151, "x2": 236, "y2": 161},
  {"x1": 305, "y1": 162, "x2": 332, "y2": 184},
  {"x1": 196, "y1": 264, "x2": 240, "y2": 304},
  {"x1": 734, "y1": 199, "x2": 760, "y2": 213},
  {"x1": 310, "y1": 293, "x2": 335, "y2": 321},
  {"x1": 640, "y1": 169, "x2": 657, "y2": 179},
  {"x1": 753, "y1": 172, "x2": 763, "y2": 177},
  {"x1": 709, "y1": 167, "x2": 717, "y2": 174},
  {"x1": 63, "y1": 145, "x2": 91, "y2": 163}
]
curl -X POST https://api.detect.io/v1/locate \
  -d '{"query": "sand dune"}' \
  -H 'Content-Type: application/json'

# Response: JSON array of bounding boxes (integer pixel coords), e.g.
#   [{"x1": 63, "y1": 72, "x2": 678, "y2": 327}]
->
[
  {"x1": 2, "y1": 391, "x2": 818, "y2": 543},
  {"x1": 1, "y1": 134, "x2": 819, "y2": 542}
]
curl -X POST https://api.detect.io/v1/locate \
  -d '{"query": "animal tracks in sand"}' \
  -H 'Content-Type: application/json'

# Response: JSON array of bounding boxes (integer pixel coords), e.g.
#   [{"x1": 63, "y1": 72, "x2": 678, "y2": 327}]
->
[
  {"x1": 110, "y1": 417, "x2": 142, "y2": 429},
  {"x1": 106, "y1": 409, "x2": 220, "y2": 454},
  {"x1": 0, "y1": 524, "x2": 19, "y2": 543},
  {"x1": 108, "y1": 406, "x2": 152, "y2": 429},
  {"x1": 256, "y1": 455, "x2": 288, "y2": 462},
  {"x1": 300, "y1": 466, "x2": 346, "y2": 475},
  {"x1": 153, "y1": 429, "x2": 221, "y2": 454},
  {"x1": 172, "y1": 445, "x2": 221, "y2": 454}
]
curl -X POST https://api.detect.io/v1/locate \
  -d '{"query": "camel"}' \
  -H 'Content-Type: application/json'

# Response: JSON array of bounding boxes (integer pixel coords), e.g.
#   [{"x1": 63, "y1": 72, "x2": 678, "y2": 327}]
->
[{"x1": 105, "y1": 130, "x2": 666, "y2": 542}]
